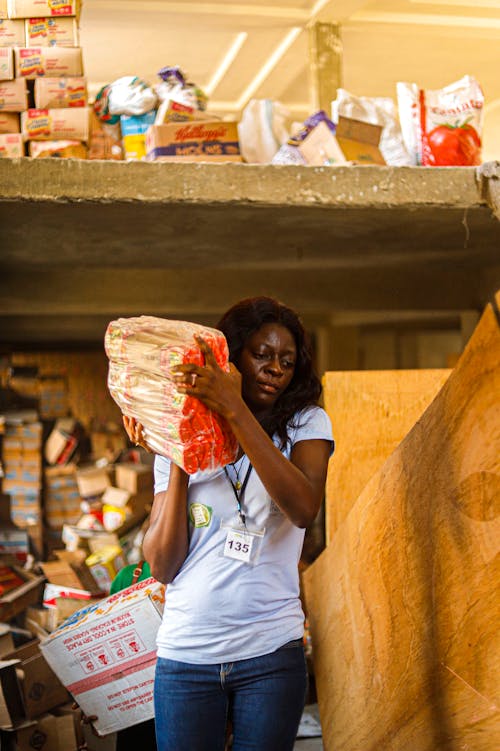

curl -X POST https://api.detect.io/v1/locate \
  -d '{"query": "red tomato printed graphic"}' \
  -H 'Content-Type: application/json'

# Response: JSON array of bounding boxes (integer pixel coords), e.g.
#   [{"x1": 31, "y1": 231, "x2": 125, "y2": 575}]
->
[{"x1": 426, "y1": 122, "x2": 481, "y2": 166}]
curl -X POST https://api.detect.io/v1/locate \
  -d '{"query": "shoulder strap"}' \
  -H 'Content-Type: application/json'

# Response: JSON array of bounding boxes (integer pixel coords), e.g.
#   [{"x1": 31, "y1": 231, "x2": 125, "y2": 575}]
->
[{"x1": 131, "y1": 560, "x2": 145, "y2": 584}]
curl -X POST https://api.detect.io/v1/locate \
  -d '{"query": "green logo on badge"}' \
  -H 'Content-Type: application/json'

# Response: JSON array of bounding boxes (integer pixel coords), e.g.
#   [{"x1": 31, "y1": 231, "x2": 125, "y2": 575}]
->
[{"x1": 189, "y1": 503, "x2": 212, "y2": 527}]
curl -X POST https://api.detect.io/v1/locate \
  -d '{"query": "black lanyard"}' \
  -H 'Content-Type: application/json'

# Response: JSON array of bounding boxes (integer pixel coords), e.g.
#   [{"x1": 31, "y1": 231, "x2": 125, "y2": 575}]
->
[{"x1": 223, "y1": 461, "x2": 252, "y2": 527}]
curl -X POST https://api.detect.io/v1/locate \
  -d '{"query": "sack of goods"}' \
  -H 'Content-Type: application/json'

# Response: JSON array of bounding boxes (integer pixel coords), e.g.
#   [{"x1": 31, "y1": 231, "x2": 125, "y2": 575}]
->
[{"x1": 104, "y1": 316, "x2": 238, "y2": 473}]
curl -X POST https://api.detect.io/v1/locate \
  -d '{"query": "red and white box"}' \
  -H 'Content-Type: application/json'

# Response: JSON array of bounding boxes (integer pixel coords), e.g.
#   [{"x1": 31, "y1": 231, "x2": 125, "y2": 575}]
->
[
  {"x1": 0, "y1": 78, "x2": 27, "y2": 110},
  {"x1": 15, "y1": 45, "x2": 82, "y2": 78},
  {"x1": 25, "y1": 16, "x2": 78, "y2": 46},
  {"x1": 40, "y1": 577, "x2": 165, "y2": 735},
  {"x1": 0, "y1": 131, "x2": 23, "y2": 155},
  {"x1": 21, "y1": 106, "x2": 89, "y2": 140},
  {"x1": 34, "y1": 75, "x2": 86, "y2": 107},
  {"x1": 7, "y1": 0, "x2": 78, "y2": 18}
]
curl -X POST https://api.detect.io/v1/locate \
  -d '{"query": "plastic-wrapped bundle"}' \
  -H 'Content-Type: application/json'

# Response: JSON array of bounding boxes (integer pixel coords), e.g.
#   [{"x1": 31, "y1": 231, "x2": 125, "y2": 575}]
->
[{"x1": 105, "y1": 316, "x2": 238, "y2": 473}]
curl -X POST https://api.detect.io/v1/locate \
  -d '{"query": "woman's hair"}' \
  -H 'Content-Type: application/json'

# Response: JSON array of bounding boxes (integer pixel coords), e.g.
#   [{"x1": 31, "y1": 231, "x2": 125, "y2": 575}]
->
[{"x1": 216, "y1": 296, "x2": 322, "y2": 446}]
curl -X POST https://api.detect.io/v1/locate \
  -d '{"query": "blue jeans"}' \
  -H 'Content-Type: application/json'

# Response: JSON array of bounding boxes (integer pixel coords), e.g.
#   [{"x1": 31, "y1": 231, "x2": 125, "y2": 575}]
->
[{"x1": 154, "y1": 639, "x2": 307, "y2": 751}]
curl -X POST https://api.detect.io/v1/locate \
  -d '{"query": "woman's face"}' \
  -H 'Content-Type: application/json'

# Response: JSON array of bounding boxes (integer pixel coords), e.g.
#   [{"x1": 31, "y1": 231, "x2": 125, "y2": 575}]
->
[{"x1": 238, "y1": 322, "x2": 297, "y2": 416}]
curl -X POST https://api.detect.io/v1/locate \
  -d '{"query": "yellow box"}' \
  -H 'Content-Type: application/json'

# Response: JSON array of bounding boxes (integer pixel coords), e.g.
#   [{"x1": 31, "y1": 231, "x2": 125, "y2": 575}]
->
[
  {"x1": 7, "y1": 1, "x2": 78, "y2": 18},
  {"x1": 25, "y1": 16, "x2": 77, "y2": 46},
  {"x1": 15, "y1": 45, "x2": 82, "y2": 78},
  {"x1": 34, "y1": 75, "x2": 85, "y2": 107},
  {"x1": 122, "y1": 132, "x2": 147, "y2": 161},
  {"x1": 85, "y1": 545, "x2": 126, "y2": 593},
  {"x1": 21, "y1": 105, "x2": 89, "y2": 140}
]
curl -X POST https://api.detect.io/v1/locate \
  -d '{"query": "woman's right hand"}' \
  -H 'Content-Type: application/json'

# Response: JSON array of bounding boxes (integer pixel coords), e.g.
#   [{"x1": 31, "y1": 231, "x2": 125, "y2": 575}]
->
[{"x1": 122, "y1": 415, "x2": 152, "y2": 452}]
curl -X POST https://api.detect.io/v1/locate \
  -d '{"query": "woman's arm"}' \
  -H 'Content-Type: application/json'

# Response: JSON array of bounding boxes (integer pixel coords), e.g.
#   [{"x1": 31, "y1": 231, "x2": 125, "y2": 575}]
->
[
  {"x1": 173, "y1": 339, "x2": 331, "y2": 528},
  {"x1": 122, "y1": 416, "x2": 189, "y2": 584}
]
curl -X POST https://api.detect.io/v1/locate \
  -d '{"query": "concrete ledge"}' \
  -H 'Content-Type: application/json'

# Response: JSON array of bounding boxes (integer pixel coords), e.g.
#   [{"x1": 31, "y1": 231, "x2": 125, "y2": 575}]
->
[{"x1": 0, "y1": 159, "x2": 491, "y2": 209}]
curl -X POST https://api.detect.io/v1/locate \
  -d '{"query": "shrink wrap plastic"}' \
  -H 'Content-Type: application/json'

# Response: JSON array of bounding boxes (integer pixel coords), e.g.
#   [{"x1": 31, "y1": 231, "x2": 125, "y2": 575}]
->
[{"x1": 105, "y1": 316, "x2": 238, "y2": 474}]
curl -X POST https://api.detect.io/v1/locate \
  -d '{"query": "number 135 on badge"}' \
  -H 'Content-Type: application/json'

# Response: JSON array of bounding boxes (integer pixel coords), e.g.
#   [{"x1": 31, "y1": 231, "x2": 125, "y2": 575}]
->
[{"x1": 224, "y1": 529, "x2": 253, "y2": 562}]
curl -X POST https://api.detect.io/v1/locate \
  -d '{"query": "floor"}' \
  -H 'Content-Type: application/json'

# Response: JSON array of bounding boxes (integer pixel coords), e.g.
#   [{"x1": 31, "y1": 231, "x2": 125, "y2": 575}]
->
[{"x1": 294, "y1": 704, "x2": 323, "y2": 751}]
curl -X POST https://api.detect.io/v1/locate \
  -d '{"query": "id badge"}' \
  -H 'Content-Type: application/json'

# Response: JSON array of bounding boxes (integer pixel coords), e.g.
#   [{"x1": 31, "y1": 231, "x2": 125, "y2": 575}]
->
[{"x1": 220, "y1": 520, "x2": 265, "y2": 565}]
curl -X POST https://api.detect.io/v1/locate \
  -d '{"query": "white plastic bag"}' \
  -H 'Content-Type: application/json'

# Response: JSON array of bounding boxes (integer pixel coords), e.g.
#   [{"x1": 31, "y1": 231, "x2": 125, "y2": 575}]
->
[
  {"x1": 397, "y1": 75, "x2": 484, "y2": 166},
  {"x1": 331, "y1": 88, "x2": 411, "y2": 166},
  {"x1": 238, "y1": 99, "x2": 294, "y2": 164},
  {"x1": 107, "y1": 76, "x2": 158, "y2": 117}
]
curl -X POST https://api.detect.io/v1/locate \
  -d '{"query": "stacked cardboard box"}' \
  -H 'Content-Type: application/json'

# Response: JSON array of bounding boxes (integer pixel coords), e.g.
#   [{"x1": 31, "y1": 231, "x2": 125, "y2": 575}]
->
[
  {"x1": 44, "y1": 463, "x2": 80, "y2": 529},
  {"x1": 1, "y1": 419, "x2": 43, "y2": 530},
  {"x1": 0, "y1": 4, "x2": 26, "y2": 155},
  {"x1": 3, "y1": 0, "x2": 89, "y2": 158}
]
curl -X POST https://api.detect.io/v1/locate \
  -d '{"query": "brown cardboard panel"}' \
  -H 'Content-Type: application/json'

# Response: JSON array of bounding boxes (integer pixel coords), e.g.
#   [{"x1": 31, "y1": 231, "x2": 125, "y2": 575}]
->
[
  {"x1": 303, "y1": 294, "x2": 500, "y2": 751},
  {"x1": 323, "y1": 369, "x2": 450, "y2": 541}
]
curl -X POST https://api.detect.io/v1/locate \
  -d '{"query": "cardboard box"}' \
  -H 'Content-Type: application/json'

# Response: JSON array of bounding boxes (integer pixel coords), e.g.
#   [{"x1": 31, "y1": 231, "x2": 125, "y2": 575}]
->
[
  {"x1": 0, "y1": 659, "x2": 27, "y2": 728},
  {"x1": 0, "y1": 493, "x2": 29, "y2": 560},
  {"x1": 0, "y1": 1, "x2": 7, "y2": 19},
  {"x1": 21, "y1": 104, "x2": 88, "y2": 139},
  {"x1": 29, "y1": 138, "x2": 86, "y2": 157},
  {"x1": 114, "y1": 463, "x2": 153, "y2": 496},
  {"x1": 0, "y1": 624, "x2": 14, "y2": 657},
  {"x1": 0, "y1": 110, "x2": 19, "y2": 132},
  {"x1": 336, "y1": 115, "x2": 386, "y2": 165},
  {"x1": 0, "y1": 131, "x2": 22, "y2": 155},
  {"x1": 40, "y1": 577, "x2": 165, "y2": 735},
  {"x1": 25, "y1": 16, "x2": 78, "y2": 46},
  {"x1": 3, "y1": 640, "x2": 70, "y2": 718},
  {"x1": 76, "y1": 466, "x2": 111, "y2": 499},
  {"x1": 0, "y1": 17, "x2": 24, "y2": 46},
  {"x1": 7, "y1": 0, "x2": 78, "y2": 18},
  {"x1": 120, "y1": 111, "x2": 156, "y2": 161},
  {"x1": 0, "y1": 564, "x2": 45, "y2": 621},
  {"x1": 33, "y1": 75, "x2": 86, "y2": 107},
  {"x1": 0, "y1": 78, "x2": 27, "y2": 110},
  {"x1": 295, "y1": 119, "x2": 346, "y2": 166},
  {"x1": 15, "y1": 45, "x2": 82, "y2": 78},
  {"x1": 85, "y1": 546, "x2": 125, "y2": 593},
  {"x1": 154, "y1": 98, "x2": 213, "y2": 125},
  {"x1": 146, "y1": 120, "x2": 242, "y2": 162},
  {"x1": 0, "y1": 45, "x2": 13, "y2": 79},
  {"x1": 4, "y1": 712, "x2": 79, "y2": 751}
]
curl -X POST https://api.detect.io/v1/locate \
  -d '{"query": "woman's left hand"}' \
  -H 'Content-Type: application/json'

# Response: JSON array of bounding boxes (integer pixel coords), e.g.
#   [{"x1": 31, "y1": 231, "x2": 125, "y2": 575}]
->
[{"x1": 171, "y1": 335, "x2": 243, "y2": 420}]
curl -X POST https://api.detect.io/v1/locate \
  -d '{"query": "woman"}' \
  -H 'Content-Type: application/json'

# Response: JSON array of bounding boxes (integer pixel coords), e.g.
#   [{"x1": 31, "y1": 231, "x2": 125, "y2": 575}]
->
[{"x1": 124, "y1": 296, "x2": 333, "y2": 751}]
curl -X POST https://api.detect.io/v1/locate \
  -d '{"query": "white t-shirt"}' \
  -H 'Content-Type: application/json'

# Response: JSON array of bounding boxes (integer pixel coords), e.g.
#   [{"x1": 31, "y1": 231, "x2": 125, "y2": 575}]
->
[{"x1": 154, "y1": 405, "x2": 333, "y2": 664}]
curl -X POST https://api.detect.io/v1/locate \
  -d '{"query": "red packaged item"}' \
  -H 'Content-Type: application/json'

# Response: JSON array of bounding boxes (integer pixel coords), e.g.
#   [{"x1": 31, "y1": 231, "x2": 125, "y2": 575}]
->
[
  {"x1": 397, "y1": 75, "x2": 484, "y2": 166},
  {"x1": 105, "y1": 316, "x2": 238, "y2": 474}
]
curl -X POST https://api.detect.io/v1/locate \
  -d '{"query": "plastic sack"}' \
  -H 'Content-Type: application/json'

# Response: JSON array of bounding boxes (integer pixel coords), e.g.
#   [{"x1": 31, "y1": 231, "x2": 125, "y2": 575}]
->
[
  {"x1": 238, "y1": 98, "x2": 294, "y2": 163},
  {"x1": 397, "y1": 75, "x2": 484, "y2": 166},
  {"x1": 107, "y1": 76, "x2": 158, "y2": 117},
  {"x1": 156, "y1": 66, "x2": 207, "y2": 111},
  {"x1": 331, "y1": 88, "x2": 411, "y2": 166},
  {"x1": 104, "y1": 316, "x2": 238, "y2": 474},
  {"x1": 271, "y1": 110, "x2": 335, "y2": 166}
]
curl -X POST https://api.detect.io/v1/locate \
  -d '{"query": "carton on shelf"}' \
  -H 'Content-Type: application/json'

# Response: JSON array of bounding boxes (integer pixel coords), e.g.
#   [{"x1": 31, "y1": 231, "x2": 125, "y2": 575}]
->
[
  {"x1": 154, "y1": 98, "x2": 214, "y2": 125},
  {"x1": 21, "y1": 105, "x2": 89, "y2": 139},
  {"x1": 114, "y1": 462, "x2": 153, "y2": 496},
  {"x1": 0, "y1": 1, "x2": 6, "y2": 19},
  {"x1": 0, "y1": 78, "x2": 28, "y2": 110},
  {"x1": 0, "y1": 131, "x2": 23, "y2": 155},
  {"x1": 44, "y1": 417, "x2": 78, "y2": 465},
  {"x1": 87, "y1": 110, "x2": 122, "y2": 160},
  {"x1": 0, "y1": 493, "x2": 29, "y2": 560},
  {"x1": 146, "y1": 120, "x2": 242, "y2": 162},
  {"x1": 15, "y1": 45, "x2": 82, "y2": 78},
  {"x1": 7, "y1": 0, "x2": 79, "y2": 18},
  {"x1": 120, "y1": 110, "x2": 156, "y2": 161},
  {"x1": 76, "y1": 465, "x2": 112, "y2": 499},
  {"x1": 25, "y1": 16, "x2": 78, "y2": 47},
  {"x1": 0, "y1": 45, "x2": 13, "y2": 79},
  {"x1": 40, "y1": 577, "x2": 165, "y2": 735},
  {"x1": 85, "y1": 545, "x2": 126, "y2": 593},
  {"x1": 0, "y1": 111, "x2": 19, "y2": 132},
  {"x1": 34, "y1": 75, "x2": 86, "y2": 108},
  {"x1": 29, "y1": 138, "x2": 87, "y2": 157},
  {"x1": 335, "y1": 115, "x2": 386, "y2": 165},
  {"x1": 0, "y1": 17, "x2": 24, "y2": 46}
]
